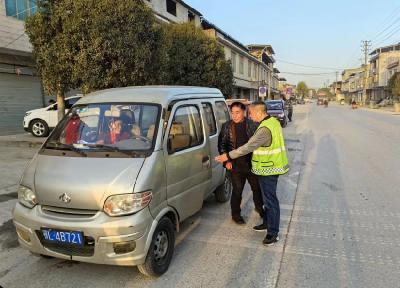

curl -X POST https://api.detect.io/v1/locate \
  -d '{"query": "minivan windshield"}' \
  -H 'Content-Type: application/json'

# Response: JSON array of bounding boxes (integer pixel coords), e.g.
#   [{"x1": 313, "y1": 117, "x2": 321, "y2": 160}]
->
[
  {"x1": 266, "y1": 101, "x2": 283, "y2": 111},
  {"x1": 45, "y1": 103, "x2": 160, "y2": 153}
]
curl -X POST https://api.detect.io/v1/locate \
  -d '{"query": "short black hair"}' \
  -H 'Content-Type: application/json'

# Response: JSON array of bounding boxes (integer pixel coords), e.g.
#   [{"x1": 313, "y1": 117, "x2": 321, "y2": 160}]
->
[
  {"x1": 230, "y1": 101, "x2": 246, "y2": 111},
  {"x1": 251, "y1": 101, "x2": 267, "y2": 113}
]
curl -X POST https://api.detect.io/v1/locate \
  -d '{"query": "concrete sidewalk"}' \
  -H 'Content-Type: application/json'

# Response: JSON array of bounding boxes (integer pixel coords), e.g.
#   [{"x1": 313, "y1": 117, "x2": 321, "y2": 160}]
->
[{"x1": 0, "y1": 133, "x2": 45, "y2": 148}]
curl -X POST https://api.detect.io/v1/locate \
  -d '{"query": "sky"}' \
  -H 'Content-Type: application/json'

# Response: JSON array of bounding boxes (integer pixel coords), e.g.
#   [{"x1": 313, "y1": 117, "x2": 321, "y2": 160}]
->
[{"x1": 185, "y1": 0, "x2": 400, "y2": 88}]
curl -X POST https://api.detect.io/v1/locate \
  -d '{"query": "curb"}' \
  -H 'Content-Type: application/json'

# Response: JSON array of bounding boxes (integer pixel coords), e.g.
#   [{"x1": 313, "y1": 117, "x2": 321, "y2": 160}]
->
[{"x1": 0, "y1": 140, "x2": 44, "y2": 148}]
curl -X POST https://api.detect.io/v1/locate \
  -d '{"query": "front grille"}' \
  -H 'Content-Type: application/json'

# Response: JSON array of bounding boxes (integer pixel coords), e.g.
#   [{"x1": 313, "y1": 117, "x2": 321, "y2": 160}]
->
[
  {"x1": 41, "y1": 206, "x2": 98, "y2": 218},
  {"x1": 36, "y1": 231, "x2": 95, "y2": 257}
]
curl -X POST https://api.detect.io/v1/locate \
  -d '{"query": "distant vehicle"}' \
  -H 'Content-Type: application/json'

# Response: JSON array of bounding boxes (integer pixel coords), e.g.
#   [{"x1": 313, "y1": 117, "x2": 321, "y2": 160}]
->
[
  {"x1": 266, "y1": 100, "x2": 287, "y2": 127},
  {"x1": 297, "y1": 98, "x2": 305, "y2": 105},
  {"x1": 23, "y1": 95, "x2": 82, "y2": 137},
  {"x1": 317, "y1": 98, "x2": 324, "y2": 105},
  {"x1": 340, "y1": 99, "x2": 345, "y2": 105}
]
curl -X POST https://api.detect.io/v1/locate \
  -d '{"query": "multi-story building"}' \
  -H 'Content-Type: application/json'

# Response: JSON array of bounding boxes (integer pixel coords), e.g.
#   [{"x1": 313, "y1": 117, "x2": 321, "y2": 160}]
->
[
  {"x1": 248, "y1": 44, "x2": 279, "y2": 99},
  {"x1": 144, "y1": 0, "x2": 202, "y2": 26},
  {"x1": 367, "y1": 43, "x2": 400, "y2": 101},
  {"x1": 202, "y1": 19, "x2": 270, "y2": 100},
  {"x1": 341, "y1": 66, "x2": 367, "y2": 102}
]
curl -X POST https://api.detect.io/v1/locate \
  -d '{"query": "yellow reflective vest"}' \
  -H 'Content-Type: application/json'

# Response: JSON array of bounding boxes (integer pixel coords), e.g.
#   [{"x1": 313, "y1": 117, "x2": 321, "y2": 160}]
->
[{"x1": 251, "y1": 117, "x2": 289, "y2": 176}]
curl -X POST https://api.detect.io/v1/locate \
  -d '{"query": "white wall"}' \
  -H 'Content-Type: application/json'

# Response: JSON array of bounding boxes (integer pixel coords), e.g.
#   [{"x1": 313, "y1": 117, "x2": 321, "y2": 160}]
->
[{"x1": 145, "y1": 0, "x2": 201, "y2": 26}]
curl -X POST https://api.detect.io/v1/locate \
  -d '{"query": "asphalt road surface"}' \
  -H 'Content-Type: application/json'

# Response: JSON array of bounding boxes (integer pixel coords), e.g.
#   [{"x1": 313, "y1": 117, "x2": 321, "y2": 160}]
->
[{"x1": 276, "y1": 104, "x2": 400, "y2": 288}]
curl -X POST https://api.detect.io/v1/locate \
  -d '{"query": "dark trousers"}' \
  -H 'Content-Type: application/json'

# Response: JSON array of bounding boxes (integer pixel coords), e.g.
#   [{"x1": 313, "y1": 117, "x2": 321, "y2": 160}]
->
[
  {"x1": 288, "y1": 110, "x2": 293, "y2": 121},
  {"x1": 231, "y1": 170, "x2": 263, "y2": 218},
  {"x1": 258, "y1": 175, "x2": 280, "y2": 236}
]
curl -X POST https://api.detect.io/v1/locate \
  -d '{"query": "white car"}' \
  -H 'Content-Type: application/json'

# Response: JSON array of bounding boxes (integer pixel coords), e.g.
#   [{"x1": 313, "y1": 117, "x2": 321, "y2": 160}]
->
[{"x1": 23, "y1": 96, "x2": 82, "y2": 137}]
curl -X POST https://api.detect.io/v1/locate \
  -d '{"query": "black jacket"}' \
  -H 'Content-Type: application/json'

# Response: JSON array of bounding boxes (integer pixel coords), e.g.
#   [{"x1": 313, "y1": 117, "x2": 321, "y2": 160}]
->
[{"x1": 218, "y1": 118, "x2": 258, "y2": 156}]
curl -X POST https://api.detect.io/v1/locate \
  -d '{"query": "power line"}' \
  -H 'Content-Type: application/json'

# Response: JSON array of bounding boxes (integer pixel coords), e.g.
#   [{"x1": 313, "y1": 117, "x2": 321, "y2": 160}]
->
[{"x1": 275, "y1": 58, "x2": 344, "y2": 70}]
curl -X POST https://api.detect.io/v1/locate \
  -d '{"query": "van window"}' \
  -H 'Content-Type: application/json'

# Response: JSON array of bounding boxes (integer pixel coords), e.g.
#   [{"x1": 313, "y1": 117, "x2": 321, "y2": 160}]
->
[
  {"x1": 168, "y1": 105, "x2": 204, "y2": 153},
  {"x1": 215, "y1": 101, "x2": 230, "y2": 129},
  {"x1": 202, "y1": 102, "x2": 217, "y2": 136}
]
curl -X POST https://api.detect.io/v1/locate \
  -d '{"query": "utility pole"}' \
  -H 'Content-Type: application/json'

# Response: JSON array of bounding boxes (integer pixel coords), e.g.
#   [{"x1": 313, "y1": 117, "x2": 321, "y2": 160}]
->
[
  {"x1": 268, "y1": 65, "x2": 272, "y2": 100},
  {"x1": 361, "y1": 40, "x2": 371, "y2": 105}
]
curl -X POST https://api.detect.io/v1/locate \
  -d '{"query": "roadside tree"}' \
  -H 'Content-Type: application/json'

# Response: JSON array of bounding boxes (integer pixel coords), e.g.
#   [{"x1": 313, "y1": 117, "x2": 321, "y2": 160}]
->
[{"x1": 296, "y1": 81, "x2": 308, "y2": 98}]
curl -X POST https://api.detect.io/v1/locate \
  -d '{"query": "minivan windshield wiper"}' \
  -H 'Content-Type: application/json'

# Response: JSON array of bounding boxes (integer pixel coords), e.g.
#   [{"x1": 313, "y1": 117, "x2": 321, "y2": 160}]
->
[
  {"x1": 45, "y1": 141, "x2": 87, "y2": 157},
  {"x1": 80, "y1": 143, "x2": 132, "y2": 156}
]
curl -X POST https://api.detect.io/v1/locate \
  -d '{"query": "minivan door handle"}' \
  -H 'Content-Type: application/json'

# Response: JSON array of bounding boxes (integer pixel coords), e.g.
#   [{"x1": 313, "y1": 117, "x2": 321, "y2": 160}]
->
[{"x1": 202, "y1": 155, "x2": 210, "y2": 168}]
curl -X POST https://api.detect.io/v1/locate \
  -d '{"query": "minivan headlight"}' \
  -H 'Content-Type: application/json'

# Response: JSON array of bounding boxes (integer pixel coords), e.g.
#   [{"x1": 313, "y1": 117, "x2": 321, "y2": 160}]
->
[
  {"x1": 103, "y1": 191, "x2": 152, "y2": 217},
  {"x1": 18, "y1": 186, "x2": 37, "y2": 208}
]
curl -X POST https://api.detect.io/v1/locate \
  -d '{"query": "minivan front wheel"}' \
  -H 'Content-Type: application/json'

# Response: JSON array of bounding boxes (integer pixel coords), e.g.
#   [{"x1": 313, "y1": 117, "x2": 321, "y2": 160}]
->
[
  {"x1": 215, "y1": 173, "x2": 232, "y2": 203},
  {"x1": 137, "y1": 217, "x2": 175, "y2": 277},
  {"x1": 30, "y1": 119, "x2": 49, "y2": 137}
]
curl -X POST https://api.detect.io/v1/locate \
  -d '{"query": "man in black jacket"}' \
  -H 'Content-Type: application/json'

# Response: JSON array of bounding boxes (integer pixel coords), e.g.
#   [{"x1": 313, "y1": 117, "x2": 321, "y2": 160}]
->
[{"x1": 218, "y1": 102, "x2": 264, "y2": 224}]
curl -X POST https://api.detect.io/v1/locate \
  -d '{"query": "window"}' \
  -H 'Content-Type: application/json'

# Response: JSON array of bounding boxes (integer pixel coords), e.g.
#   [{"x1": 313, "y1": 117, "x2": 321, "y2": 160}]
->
[
  {"x1": 168, "y1": 105, "x2": 204, "y2": 153},
  {"x1": 239, "y1": 56, "x2": 244, "y2": 74},
  {"x1": 202, "y1": 103, "x2": 217, "y2": 136},
  {"x1": 231, "y1": 52, "x2": 237, "y2": 73},
  {"x1": 45, "y1": 103, "x2": 160, "y2": 152},
  {"x1": 214, "y1": 101, "x2": 230, "y2": 130},
  {"x1": 166, "y1": 0, "x2": 177, "y2": 16},
  {"x1": 188, "y1": 11, "x2": 195, "y2": 22},
  {"x1": 65, "y1": 97, "x2": 81, "y2": 109},
  {"x1": 248, "y1": 61, "x2": 252, "y2": 77},
  {"x1": 5, "y1": 0, "x2": 37, "y2": 20}
]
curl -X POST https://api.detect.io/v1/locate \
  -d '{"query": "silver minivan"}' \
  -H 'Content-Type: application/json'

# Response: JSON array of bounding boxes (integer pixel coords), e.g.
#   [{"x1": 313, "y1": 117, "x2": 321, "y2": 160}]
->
[{"x1": 13, "y1": 86, "x2": 232, "y2": 277}]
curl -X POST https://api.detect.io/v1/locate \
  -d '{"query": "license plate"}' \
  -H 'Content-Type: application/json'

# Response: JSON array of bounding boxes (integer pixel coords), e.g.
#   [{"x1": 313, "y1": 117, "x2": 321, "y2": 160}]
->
[{"x1": 41, "y1": 228, "x2": 84, "y2": 246}]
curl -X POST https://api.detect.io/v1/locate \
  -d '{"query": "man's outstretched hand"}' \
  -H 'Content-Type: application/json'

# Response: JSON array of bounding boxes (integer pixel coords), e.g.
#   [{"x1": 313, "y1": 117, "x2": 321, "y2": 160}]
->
[{"x1": 215, "y1": 153, "x2": 229, "y2": 163}]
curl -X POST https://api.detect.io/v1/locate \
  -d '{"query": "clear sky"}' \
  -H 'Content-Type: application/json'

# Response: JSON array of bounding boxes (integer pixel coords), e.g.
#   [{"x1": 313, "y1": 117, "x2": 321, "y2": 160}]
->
[{"x1": 185, "y1": 0, "x2": 400, "y2": 88}]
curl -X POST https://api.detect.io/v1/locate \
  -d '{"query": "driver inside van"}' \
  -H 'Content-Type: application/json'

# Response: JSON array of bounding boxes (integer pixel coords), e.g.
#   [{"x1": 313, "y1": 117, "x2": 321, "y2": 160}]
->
[{"x1": 97, "y1": 118, "x2": 131, "y2": 145}]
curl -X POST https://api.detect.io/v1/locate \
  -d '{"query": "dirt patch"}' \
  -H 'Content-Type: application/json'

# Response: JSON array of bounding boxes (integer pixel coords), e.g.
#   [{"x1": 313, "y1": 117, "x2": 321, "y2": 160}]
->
[{"x1": 0, "y1": 220, "x2": 19, "y2": 250}]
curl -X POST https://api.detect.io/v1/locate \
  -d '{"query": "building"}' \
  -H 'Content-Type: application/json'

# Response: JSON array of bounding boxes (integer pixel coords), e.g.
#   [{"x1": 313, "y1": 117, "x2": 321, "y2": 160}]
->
[
  {"x1": 248, "y1": 44, "x2": 280, "y2": 99},
  {"x1": 0, "y1": 0, "x2": 44, "y2": 135},
  {"x1": 341, "y1": 66, "x2": 366, "y2": 102},
  {"x1": 367, "y1": 43, "x2": 400, "y2": 101},
  {"x1": 202, "y1": 19, "x2": 270, "y2": 101},
  {"x1": 144, "y1": 0, "x2": 202, "y2": 26}
]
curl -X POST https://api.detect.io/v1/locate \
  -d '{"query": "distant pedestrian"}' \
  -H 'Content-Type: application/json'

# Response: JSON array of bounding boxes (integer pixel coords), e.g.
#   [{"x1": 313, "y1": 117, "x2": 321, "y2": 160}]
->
[
  {"x1": 287, "y1": 100, "x2": 293, "y2": 122},
  {"x1": 218, "y1": 102, "x2": 264, "y2": 224},
  {"x1": 215, "y1": 101, "x2": 289, "y2": 246}
]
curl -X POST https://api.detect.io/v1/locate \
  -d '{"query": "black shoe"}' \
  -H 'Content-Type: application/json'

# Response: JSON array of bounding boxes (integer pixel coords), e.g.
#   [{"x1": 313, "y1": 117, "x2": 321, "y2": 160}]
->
[
  {"x1": 253, "y1": 223, "x2": 267, "y2": 232},
  {"x1": 232, "y1": 216, "x2": 246, "y2": 225},
  {"x1": 263, "y1": 234, "x2": 279, "y2": 246}
]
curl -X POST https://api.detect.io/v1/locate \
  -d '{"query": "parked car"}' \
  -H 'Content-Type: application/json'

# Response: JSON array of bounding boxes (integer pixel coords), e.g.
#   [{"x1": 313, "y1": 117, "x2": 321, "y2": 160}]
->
[
  {"x1": 13, "y1": 86, "x2": 232, "y2": 277},
  {"x1": 23, "y1": 95, "x2": 82, "y2": 137},
  {"x1": 317, "y1": 98, "x2": 324, "y2": 105},
  {"x1": 266, "y1": 99, "x2": 288, "y2": 127}
]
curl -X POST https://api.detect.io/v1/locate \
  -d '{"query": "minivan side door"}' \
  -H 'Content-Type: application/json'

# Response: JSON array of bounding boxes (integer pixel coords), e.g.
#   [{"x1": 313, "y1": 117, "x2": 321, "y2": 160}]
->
[
  {"x1": 164, "y1": 100, "x2": 211, "y2": 221},
  {"x1": 202, "y1": 101, "x2": 221, "y2": 194}
]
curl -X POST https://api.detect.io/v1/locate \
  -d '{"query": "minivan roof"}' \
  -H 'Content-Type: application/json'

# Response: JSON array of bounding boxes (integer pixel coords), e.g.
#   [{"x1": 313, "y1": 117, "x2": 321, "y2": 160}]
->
[{"x1": 77, "y1": 86, "x2": 224, "y2": 107}]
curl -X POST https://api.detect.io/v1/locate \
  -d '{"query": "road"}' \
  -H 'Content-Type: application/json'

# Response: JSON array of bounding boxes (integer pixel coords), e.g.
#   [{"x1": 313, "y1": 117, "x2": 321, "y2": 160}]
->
[
  {"x1": 0, "y1": 103, "x2": 399, "y2": 288},
  {"x1": 277, "y1": 104, "x2": 400, "y2": 288}
]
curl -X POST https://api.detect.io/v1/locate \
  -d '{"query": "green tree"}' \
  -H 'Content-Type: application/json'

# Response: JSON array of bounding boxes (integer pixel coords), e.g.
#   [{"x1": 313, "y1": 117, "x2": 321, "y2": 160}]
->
[
  {"x1": 163, "y1": 23, "x2": 234, "y2": 96},
  {"x1": 62, "y1": 0, "x2": 165, "y2": 94},
  {"x1": 296, "y1": 81, "x2": 308, "y2": 98},
  {"x1": 26, "y1": 0, "x2": 77, "y2": 120},
  {"x1": 388, "y1": 72, "x2": 400, "y2": 102}
]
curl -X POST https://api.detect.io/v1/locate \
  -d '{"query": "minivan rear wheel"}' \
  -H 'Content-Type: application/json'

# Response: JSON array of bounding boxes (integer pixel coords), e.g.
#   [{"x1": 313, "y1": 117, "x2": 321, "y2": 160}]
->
[
  {"x1": 215, "y1": 173, "x2": 232, "y2": 203},
  {"x1": 137, "y1": 217, "x2": 175, "y2": 277}
]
